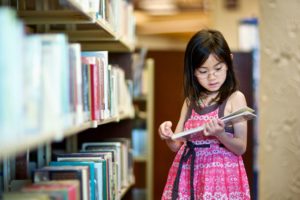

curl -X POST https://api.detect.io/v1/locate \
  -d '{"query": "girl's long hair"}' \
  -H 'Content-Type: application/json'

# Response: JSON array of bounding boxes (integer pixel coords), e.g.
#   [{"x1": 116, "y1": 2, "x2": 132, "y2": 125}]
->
[{"x1": 183, "y1": 29, "x2": 238, "y2": 105}]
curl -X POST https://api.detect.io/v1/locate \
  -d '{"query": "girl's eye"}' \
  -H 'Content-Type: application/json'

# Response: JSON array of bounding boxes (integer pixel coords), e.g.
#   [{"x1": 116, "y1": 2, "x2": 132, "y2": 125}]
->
[
  {"x1": 197, "y1": 68, "x2": 207, "y2": 73},
  {"x1": 215, "y1": 67, "x2": 222, "y2": 71}
]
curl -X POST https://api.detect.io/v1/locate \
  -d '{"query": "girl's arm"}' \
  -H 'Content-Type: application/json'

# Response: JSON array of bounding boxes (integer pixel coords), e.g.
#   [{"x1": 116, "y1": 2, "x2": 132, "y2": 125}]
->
[
  {"x1": 158, "y1": 100, "x2": 188, "y2": 152},
  {"x1": 204, "y1": 91, "x2": 248, "y2": 155}
]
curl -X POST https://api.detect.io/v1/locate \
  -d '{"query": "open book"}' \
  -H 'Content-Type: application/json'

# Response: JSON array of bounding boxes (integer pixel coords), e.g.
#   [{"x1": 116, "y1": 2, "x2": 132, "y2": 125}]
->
[{"x1": 171, "y1": 106, "x2": 256, "y2": 140}]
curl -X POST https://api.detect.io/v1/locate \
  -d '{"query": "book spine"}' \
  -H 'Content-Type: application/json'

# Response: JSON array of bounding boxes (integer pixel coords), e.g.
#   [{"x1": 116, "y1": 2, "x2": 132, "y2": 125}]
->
[
  {"x1": 89, "y1": 63, "x2": 100, "y2": 121},
  {"x1": 69, "y1": 43, "x2": 83, "y2": 125},
  {"x1": 23, "y1": 35, "x2": 42, "y2": 135},
  {"x1": 0, "y1": 8, "x2": 24, "y2": 147},
  {"x1": 81, "y1": 62, "x2": 90, "y2": 122}
]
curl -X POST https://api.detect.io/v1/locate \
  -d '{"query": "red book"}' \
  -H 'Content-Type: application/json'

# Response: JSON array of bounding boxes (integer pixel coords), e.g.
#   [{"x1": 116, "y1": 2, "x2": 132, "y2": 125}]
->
[
  {"x1": 82, "y1": 57, "x2": 100, "y2": 122},
  {"x1": 89, "y1": 63, "x2": 100, "y2": 121},
  {"x1": 96, "y1": 57, "x2": 105, "y2": 120},
  {"x1": 34, "y1": 180, "x2": 80, "y2": 200},
  {"x1": 22, "y1": 182, "x2": 78, "y2": 200},
  {"x1": 34, "y1": 166, "x2": 90, "y2": 200}
]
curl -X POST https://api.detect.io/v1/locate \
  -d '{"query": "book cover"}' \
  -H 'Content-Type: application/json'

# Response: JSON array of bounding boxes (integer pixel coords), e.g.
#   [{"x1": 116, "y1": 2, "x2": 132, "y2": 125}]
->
[
  {"x1": 3, "y1": 192, "x2": 50, "y2": 200},
  {"x1": 89, "y1": 62, "x2": 100, "y2": 122},
  {"x1": 97, "y1": 138, "x2": 131, "y2": 186},
  {"x1": 81, "y1": 51, "x2": 110, "y2": 119},
  {"x1": 34, "y1": 166, "x2": 90, "y2": 200},
  {"x1": 69, "y1": 43, "x2": 83, "y2": 125},
  {"x1": 55, "y1": 154, "x2": 109, "y2": 200},
  {"x1": 81, "y1": 62, "x2": 90, "y2": 122},
  {"x1": 95, "y1": 56, "x2": 105, "y2": 120},
  {"x1": 22, "y1": 184, "x2": 69, "y2": 200},
  {"x1": 23, "y1": 35, "x2": 42, "y2": 136},
  {"x1": 0, "y1": 8, "x2": 24, "y2": 150},
  {"x1": 34, "y1": 180, "x2": 80, "y2": 200},
  {"x1": 58, "y1": 159, "x2": 106, "y2": 200},
  {"x1": 81, "y1": 143, "x2": 122, "y2": 197},
  {"x1": 49, "y1": 161, "x2": 95, "y2": 200},
  {"x1": 110, "y1": 66, "x2": 118, "y2": 118},
  {"x1": 171, "y1": 106, "x2": 256, "y2": 140},
  {"x1": 39, "y1": 34, "x2": 71, "y2": 134}
]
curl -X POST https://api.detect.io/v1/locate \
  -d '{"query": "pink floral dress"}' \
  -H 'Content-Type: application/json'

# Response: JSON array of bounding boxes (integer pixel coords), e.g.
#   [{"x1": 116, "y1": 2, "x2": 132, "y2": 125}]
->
[{"x1": 162, "y1": 101, "x2": 250, "y2": 200}]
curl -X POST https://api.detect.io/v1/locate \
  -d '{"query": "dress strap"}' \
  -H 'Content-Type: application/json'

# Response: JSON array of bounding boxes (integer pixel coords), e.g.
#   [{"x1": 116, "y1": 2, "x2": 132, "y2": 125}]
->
[
  {"x1": 218, "y1": 98, "x2": 228, "y2": 118},
  {"x1": 218, "y1": 98, "x2": 235, "y2": 134}
]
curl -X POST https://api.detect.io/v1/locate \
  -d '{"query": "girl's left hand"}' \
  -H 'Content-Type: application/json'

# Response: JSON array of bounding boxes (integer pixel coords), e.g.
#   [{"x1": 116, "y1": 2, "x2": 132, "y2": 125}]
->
[{"x1": 203, "y1": 118, "x2": 225, "y2": 137}]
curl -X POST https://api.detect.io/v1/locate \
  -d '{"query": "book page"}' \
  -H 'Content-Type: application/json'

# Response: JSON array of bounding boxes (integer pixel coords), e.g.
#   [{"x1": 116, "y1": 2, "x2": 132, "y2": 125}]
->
[{"x1": 171, "y1": 107, "x2": 256, "y2": 140}]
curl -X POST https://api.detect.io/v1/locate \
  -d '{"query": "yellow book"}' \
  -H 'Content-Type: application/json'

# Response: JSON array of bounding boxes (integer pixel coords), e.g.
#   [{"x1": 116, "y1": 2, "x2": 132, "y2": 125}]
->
[{"x1": 3, "y1": 192, "x2": 50, "y2": 200}]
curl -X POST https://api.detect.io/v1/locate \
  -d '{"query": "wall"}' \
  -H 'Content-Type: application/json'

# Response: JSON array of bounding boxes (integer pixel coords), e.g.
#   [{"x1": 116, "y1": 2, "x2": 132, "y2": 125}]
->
[
  {"x1": 259, "y1": 0, "x2": 300, "y2": 199},
  {"x1": 211, "y1": 0, "x2": 259, "y2": 50},
  {"x1": 136, "y1": 0, "x2": 259, "y2": 51}
]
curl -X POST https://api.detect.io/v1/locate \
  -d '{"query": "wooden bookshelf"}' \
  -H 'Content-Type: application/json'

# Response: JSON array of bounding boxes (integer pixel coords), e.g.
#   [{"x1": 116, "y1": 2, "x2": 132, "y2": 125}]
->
[
  {"x1": 17, "y1": 0, "x2": 135, "y2": 52},
  {"x1": 0, "y1": 0, "x2": 137, "y2": 198},
  {"x1": 131, "y1": 58, "x2": 154, "y2": 200},
  {"x1": 0, "y1": 110, "x2": 134, "y2": 160}
]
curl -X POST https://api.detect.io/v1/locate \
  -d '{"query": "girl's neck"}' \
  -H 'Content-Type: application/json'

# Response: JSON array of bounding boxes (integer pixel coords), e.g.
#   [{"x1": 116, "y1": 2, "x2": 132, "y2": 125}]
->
[
  {"x1": 198, "y1": 91, "x2": 219, "y2": 108},
  {"x1": 201, "y1": 91, "x2": 219, "y2": 99}
]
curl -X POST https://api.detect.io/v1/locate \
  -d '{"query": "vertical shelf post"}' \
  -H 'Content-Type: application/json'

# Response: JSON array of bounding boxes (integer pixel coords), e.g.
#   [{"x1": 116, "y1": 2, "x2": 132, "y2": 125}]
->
[
  {"x1": 146, "y1": 58, "x2": 154, "y2": 200},
  {"x1": 3, "y1": 157, "x2": 12, "y2": 192}
]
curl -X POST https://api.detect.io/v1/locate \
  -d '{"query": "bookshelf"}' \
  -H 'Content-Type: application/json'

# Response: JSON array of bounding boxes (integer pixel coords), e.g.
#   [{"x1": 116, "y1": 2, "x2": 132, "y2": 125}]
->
[
  {"x1": 0, "y1": 0, "x2": 137, "y2": 199},
  {"x1": 132, "y1": 58, "x2": 154, "y2": 200},
  {"x1": 17, "y1": 0, "x2": 135, "y2": 52}
]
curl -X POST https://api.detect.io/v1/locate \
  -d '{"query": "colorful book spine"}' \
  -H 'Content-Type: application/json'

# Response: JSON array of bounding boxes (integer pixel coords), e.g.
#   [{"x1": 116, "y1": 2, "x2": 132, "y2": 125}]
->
[
  {"x1": 49, "y1": 161, "x2": 96, "y2": 200},
  {"x1": 69, "y1": 43, "x2": 84, "y2": 125}
]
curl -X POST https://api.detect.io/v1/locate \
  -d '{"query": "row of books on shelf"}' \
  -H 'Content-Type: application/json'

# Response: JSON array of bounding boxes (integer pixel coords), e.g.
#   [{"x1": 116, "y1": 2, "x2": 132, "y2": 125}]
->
[
  {"x1": 0, "y1": 8, "x2": 134, "y2": 150},
  {"x1": 3, "y1": 138, "x2": 134, "y2": 200},
  {"x1": 60, "y1": 0, "x2": 135, "y2": 43}
]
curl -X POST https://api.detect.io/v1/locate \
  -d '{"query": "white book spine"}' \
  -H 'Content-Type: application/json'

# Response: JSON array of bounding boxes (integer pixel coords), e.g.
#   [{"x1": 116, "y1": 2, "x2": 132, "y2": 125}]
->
[
  {"x1": 69, "y1": 43, "x2": 84, "y2": 125},
  {"x1": 23, "y1": 35, "x2": 42, "y2": 135},
  {"x1": 40, "y1": 34, "x2": 68, "y2": 135},
  {"x1": 0, "y1": 8, "x2": 24, "y2": 146}
]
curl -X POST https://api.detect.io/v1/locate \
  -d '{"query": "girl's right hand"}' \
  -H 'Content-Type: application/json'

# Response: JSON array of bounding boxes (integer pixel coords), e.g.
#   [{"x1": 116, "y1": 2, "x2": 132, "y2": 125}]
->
[{"x1": 158, "y1": 121, "x2": 173, "y2": 140}]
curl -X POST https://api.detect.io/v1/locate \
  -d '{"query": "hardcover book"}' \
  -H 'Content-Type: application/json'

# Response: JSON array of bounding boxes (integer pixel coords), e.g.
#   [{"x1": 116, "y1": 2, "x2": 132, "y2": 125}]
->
[
  {"x1": 34, "y1": 166, "x2": 90, "y2": 200},
  {"x1": 3, "y1": 192, "x2": 50, "y2": 200},
  {"x1": 49, "y1": 161, "x2": 95, "y2": 200},
  {"x1": 171, "y1": 106, "x2": 256, "y2": 140},
  {"x1": 34, "y1": 180, "x2": 80, "y2": 200},
  {"x1": 55, "y1": 153, "x2": 111, "y2": 200},
  {"x1": 82, "y1": 143, "x2": 122, "y2": 192},
  {"x1": 22, "y1": 183, "x2": 70, "y2": 200}
]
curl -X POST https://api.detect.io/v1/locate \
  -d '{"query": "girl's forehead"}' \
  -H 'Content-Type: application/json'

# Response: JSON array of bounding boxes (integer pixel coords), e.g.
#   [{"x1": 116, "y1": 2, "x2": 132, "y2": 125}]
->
[
  {"x1": 209, "y1": 53, "x2": 223, "y2": 61},
  {"x1": 201, "y1": 54, "x2": 223, "y2": 66}
]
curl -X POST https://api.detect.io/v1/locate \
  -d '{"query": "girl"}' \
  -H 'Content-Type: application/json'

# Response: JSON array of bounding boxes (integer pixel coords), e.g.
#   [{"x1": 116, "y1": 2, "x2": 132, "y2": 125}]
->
[{"x1": 158, "y1": 29, "x2": 251, "y2": 200}]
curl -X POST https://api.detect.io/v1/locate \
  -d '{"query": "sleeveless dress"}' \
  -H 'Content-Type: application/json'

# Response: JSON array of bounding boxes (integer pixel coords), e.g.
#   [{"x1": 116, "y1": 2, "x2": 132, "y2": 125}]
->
[{"x1": 161, "y1": 100, "x2": 251, "y2": 200}]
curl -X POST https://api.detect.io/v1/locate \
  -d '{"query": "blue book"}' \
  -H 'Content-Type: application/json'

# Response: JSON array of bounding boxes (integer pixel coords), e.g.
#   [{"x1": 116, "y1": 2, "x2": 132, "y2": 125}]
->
[
  {"x1": 49, "y1": 161, "x2": 96, "y2": 200},
  {"x1": 55, "y1": 153, "x2": 109, "y2": 200}
]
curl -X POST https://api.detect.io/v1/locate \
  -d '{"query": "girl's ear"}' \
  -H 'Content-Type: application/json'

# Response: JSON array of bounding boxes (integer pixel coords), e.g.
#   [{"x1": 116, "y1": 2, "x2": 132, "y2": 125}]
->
[{"x1": 230, "y1": 54, "x2": 233, "y2": 60}]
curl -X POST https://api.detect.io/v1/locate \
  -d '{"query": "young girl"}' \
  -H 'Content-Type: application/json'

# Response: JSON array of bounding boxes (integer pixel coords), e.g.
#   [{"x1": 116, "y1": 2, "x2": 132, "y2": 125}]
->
[{"x1": 158, "y1": 29, "x2": 251, "y2": 200}]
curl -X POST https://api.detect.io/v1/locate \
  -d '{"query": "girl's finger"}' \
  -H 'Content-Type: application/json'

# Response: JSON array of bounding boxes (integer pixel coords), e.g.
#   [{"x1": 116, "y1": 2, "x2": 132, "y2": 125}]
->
[{"x1": 212, "y1": 119, "x2": 219, "y2": 128}]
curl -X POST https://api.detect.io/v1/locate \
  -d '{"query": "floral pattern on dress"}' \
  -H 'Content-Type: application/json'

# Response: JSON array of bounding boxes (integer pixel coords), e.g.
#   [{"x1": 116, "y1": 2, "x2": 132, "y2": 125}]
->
[{"x1": 162, "y1": 106, "x2": 250, "y2": 200}]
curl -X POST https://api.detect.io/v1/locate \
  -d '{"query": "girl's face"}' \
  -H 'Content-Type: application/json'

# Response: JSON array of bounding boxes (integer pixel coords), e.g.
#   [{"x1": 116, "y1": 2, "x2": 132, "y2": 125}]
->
[{"x1": 194, "y1": 54, "x2": 228, "y2": 93}]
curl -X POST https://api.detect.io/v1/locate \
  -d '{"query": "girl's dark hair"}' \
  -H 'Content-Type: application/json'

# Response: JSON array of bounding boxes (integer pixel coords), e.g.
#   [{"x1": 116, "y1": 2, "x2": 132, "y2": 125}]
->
[{"x1": 183, "y1": 29, "x2": 238, "y2": 105}]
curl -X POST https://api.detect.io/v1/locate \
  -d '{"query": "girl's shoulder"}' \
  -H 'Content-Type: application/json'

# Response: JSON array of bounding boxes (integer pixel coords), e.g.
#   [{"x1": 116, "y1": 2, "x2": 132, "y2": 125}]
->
[
  {"x1": 226, "y1": 90, "x2": 247, "y2": 113},
  {"x1": 228, "y1": 90, "x2": 246, "y2": 102}
]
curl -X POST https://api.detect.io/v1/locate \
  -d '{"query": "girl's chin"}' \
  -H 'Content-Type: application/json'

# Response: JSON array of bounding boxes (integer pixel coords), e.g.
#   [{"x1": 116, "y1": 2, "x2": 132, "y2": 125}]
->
[
  {"x1": 207, "y1": 85, "x2": 221, "y2": 91},
  {"x1": 204, "y1": 89, "x2": 219, "y2": 95}
]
